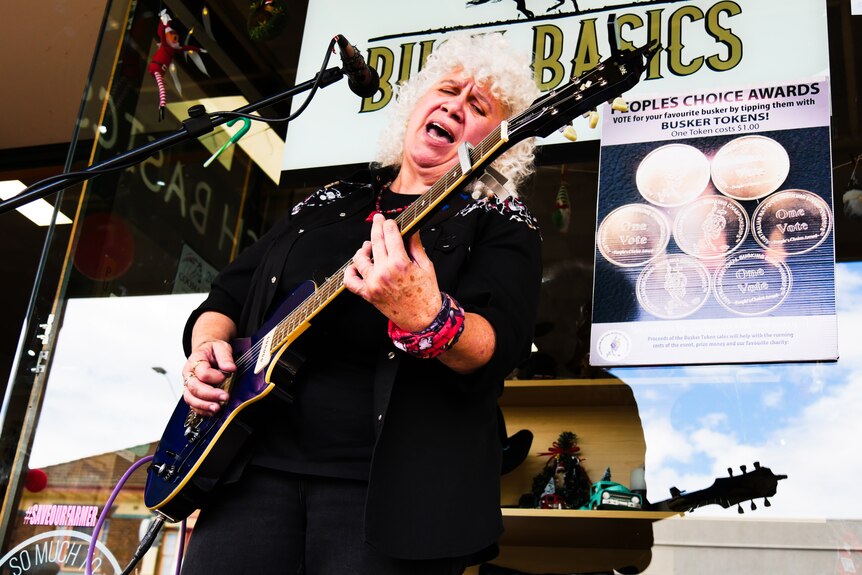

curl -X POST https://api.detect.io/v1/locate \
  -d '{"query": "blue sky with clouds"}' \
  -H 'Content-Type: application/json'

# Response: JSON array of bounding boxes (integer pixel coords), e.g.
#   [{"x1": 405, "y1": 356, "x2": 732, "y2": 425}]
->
[{"x1": 611, "y1": 261, "x2": 862, "y2": 518}]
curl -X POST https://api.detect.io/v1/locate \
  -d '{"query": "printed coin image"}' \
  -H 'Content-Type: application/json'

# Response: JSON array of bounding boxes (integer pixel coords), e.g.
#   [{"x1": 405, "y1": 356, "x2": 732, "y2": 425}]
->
[
  {"x1": 635, "y1": 144, "x2": 711, "y2": 207},
  {"x1": 673, "y1": 194, "x2": 749, "y2": 259},
  {"x1": 597, "y1": 203, "x2": 670, "y2": 267},
  {"x1": 596, "y1": 330, "x2": 632, "y2": 362},
  {"x1": 636, "y1": 254, "x2": 712, "y2": 319},
  {"x1": 751, "y1": 189, "x2": 833, "y2": 255},
  {"x1": 710, "y1": 135, "x2": 790, "y2": 200},
  {"x1": 713, "y1": 250, "x2": 792, "y2": 316}
]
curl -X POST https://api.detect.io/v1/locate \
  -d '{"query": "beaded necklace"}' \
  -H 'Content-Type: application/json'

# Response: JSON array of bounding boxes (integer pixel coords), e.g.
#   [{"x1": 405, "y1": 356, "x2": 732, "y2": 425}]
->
[{"x1": 365, "y1": 185, "x2": 414, "y2": 222}]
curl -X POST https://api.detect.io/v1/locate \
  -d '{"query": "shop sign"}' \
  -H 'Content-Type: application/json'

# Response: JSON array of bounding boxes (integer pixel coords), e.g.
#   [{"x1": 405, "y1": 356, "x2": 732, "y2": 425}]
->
[
  {"x1": 0, "y1": 529, "x2": 121, "y2": 575},
  {"x1": 282, "y1": 0, "x2": 828, "y2": 172}
]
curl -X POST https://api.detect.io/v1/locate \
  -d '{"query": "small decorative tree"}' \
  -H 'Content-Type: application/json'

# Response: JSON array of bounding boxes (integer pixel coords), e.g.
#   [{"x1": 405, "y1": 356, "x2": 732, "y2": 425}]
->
[{"x1": 526, "y1": 431, "x2": 592, "y2": 509}]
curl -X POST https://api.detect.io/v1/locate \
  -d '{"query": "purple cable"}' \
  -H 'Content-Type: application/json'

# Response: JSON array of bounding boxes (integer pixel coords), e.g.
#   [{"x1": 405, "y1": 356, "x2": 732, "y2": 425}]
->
[
  {"x1": 176, "y1": 518, "x2": 187, "y2": 575},
  {"x1": 86, "y1": 454, "x2": 189, "y2": 575},
  {"x1": 86, "y1": 455, "x2": 153, "y2": 575}
]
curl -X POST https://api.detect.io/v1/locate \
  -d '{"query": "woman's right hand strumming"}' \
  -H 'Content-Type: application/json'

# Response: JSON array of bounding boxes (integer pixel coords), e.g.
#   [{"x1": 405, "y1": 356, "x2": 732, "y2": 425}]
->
[{"x1": 182, "y1": 311, "x2": 238, "y2": 415}]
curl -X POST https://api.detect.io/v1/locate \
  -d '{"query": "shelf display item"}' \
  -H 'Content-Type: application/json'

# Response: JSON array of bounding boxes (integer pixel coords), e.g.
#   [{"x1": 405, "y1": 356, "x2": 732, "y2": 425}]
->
[
  {"x1": 580, "y1": 467, "x2": 643, "y2": 511},
  {"x1": 248, "y1": 0, "x2": 289, "y2": 41},
  {"x1": 521, "y1": 431, "x2": 592, "y2": 509}
]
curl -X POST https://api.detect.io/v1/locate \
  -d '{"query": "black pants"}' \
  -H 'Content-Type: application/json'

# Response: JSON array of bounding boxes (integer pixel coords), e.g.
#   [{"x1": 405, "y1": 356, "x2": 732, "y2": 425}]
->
[{"x1": 181, "y1": 466, "x2": 468, "y2": 575}]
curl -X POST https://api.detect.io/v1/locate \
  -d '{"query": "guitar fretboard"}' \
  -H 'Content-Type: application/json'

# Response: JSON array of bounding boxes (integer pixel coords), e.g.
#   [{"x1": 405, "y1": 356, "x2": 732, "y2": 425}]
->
[{"x1": 268, "y1": 123, "x2": 508, "y2": 351}]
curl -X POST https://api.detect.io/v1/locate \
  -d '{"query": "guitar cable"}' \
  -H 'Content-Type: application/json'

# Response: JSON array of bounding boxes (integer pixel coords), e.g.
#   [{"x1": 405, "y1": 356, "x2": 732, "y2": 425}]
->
[{"x1": 86, "y1": 455, "x2": 188, "y2": 575}]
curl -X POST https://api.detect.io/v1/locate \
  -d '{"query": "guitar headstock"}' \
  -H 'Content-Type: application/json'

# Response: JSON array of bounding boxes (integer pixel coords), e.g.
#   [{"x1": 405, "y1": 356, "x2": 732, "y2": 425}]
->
[
  {"x1": 508, "y1": 25, "x2": 660, "y2": 143},
  {"x1": 655, "y1": 461, "x2": 788, "y2": 514}
]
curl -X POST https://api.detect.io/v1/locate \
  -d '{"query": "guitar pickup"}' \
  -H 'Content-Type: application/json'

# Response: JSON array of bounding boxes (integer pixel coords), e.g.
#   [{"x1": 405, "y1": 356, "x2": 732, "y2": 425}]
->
[{"x1": 254, "y1": 332, "x2": 274, "y2": 374}]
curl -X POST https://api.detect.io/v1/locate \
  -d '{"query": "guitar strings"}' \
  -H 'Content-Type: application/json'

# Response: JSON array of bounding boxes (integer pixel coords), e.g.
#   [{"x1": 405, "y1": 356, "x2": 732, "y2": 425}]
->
[{"x1": 225, "y1": 57, "x2": 619, "y2": 383}]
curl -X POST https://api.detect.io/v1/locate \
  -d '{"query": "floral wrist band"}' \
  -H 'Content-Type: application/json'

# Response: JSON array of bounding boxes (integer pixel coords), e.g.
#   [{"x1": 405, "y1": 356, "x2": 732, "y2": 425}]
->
[{"x1": 388, "y1": 292, "x2": 466, "y2": 359}]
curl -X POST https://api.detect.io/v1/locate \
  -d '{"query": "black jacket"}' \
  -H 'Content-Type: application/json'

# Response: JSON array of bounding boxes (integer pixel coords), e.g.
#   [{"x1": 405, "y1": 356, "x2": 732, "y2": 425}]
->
[{"x1": 183, "y1": 169, "x2": 543, "y2": 562}]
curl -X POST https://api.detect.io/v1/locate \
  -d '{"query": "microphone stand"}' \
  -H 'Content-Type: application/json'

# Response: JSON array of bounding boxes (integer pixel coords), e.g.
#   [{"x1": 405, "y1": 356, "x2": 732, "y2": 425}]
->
[{"x1": 0, "y1": 66, "x2": 345, "y2": 214}]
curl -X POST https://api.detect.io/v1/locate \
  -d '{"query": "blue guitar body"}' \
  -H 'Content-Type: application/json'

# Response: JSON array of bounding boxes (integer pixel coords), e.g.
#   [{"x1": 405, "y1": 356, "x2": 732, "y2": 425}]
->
[{"x1": 144, "y1": 281, "x2": 315, "y2": 521}]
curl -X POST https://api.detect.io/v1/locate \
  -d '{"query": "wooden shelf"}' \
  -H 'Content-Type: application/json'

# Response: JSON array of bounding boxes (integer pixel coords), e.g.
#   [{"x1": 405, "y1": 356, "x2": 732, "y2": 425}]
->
[
  {"x1": 495, "y1": 377, "x2": 659, "y2": 573},
  {"x1": 500, "y1": 378, "x2": 637, "y2": 407},
  {"x1": 500, "y1": 508, "x2": 678, "y2": 548}
]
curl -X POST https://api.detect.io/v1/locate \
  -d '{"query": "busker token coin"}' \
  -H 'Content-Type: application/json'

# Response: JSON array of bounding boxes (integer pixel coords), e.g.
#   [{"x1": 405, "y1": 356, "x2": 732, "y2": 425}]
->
[
  {"x1": 636, "y1": 254, "x2": 712, "y2": 319},
  {"x1": 713, "y1": 250, "x2": 792, "y2": 316},
  {"x1": 710, "y1": 135, "x2": 790, "y2": 201},
  {"x1": 597, "y1": 203, "x2": 670, "y2": 267},
  {"x1": 751, "y1": 189, "x2": 833, "y2": 255},
  {"x1": 672, "y1": 194, "x2": 749, "y2": 259},
  {"x1": 635, "y1": 143, "x2": 711, "y2": 207}
]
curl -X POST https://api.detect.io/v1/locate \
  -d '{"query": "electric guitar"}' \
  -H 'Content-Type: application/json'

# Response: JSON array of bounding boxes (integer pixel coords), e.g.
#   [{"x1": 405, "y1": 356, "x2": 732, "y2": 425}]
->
[
  {"x1": 648, "y1": 461, "x2": 788, "y2": 514},
  {"x1": 144, "y1": 30, "x2": 661, "y2": 522}
]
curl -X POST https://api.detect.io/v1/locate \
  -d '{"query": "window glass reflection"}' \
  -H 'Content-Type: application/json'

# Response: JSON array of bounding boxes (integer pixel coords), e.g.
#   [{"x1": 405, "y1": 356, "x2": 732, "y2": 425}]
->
[{"x1": 610, "y1": 261, "x2": 862, "y2": 519}]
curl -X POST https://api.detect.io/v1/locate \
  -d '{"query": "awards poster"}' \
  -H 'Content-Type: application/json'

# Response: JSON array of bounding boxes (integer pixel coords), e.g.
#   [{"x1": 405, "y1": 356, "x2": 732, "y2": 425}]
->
[{"x1": 589, "y1": 79, "x2": 837, "y2": 366}]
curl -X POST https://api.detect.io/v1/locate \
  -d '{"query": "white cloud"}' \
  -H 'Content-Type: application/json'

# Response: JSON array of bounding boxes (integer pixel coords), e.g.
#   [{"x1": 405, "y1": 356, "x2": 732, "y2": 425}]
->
[
  {"x1": 761, "y1": 388, "x2": 784, "y2": 408},
  {"x1": 28, "y1": 294, "x2": 206, "y2": 468},
  {"x1": 639, "y1": 374, "x2": 862, "y2": 519}
]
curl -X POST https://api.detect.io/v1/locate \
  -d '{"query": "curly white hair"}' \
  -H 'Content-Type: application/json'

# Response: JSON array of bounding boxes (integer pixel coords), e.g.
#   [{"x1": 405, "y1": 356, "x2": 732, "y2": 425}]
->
[{"x1": 373, "y1": 32, "x2": 540, "y2": 197}]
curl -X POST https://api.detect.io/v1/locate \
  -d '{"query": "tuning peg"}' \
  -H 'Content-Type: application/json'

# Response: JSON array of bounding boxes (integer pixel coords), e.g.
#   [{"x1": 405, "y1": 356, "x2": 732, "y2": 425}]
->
[
  {"x1": 588, "y1": 110, "x2": 599, "y2": 129},
  {"x1": 737, "y1": 504, "x2": 744, "y2": 514},
  {"x1": 764, "y1": 498, "x2": 771, "y2": 507},
  {"x1": 750, "y1": 501, "x2": 757, "y2": 511},
  {"x1": 669, "y1": 486, "x2": 681, "y2": 497},
  {"x1": 727, "y1": 467, "x2": 733, "y2": 477},
  {"x1": 740, "y1": 465, "x2": 747, "y2": 474},
  {"x1": 754, "y1": 461, "x2": 761, "y2": 469},
  {"x1": 611, "y1": 97, "x2": 628, "y2": 112},
  {"x1": 562, "y1": 125, "x2": 578, "y2": 142}
]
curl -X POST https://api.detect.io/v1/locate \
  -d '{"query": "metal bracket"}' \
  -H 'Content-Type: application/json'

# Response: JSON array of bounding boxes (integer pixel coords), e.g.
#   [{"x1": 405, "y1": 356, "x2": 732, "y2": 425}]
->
[
  {"x1": 477, "y1": 165, "x2": 510, "y2": 198},
  {"x1": 30, "y1": 351, "x2": 50, "y2": 374},
  {"x1": 35, "y1": 314, "x2": 55, "y2": 345},
  {"x1": 30, "y1": 314, "x2": 56, "y2": 374}
]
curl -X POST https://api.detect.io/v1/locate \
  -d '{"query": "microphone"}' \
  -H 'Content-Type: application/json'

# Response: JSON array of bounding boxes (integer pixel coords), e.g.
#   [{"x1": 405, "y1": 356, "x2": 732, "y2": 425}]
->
[{"x1": 335, "y1": 34, "x2": 380, "y2": 98}]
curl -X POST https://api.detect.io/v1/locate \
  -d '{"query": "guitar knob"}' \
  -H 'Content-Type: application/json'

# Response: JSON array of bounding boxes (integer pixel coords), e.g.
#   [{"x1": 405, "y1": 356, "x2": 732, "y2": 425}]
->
[
  {"x1": 185, "y1": 425, "x2": 201, "y2": 443},
  {"x1": 562, "y1": 126, "x2": 578, "y2": 142},
  {"x1": 611, "y1": 97, "x2": 628, "y2": 112},
  {"x1": 151, "y1": 463, "x2": 167, "y2": 476}
]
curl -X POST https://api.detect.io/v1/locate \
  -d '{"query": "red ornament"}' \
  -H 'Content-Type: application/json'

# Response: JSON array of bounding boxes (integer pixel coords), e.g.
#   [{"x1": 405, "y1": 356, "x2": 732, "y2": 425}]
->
[
  {"x1": 73, "y1": 213, "x2": 135, "y2": 281},
  {"x1": 24, "y1": 468, "x2": 48, "y2": 492},
  {"x1": 148, "y1": 9, "x2": 209, "y2": 120}
]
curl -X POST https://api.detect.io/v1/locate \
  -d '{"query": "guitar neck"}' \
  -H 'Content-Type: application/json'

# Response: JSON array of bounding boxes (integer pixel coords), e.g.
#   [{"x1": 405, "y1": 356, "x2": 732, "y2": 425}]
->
[{"x1": 267, "y1": 123, "x2": 510, "y2": 351}]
